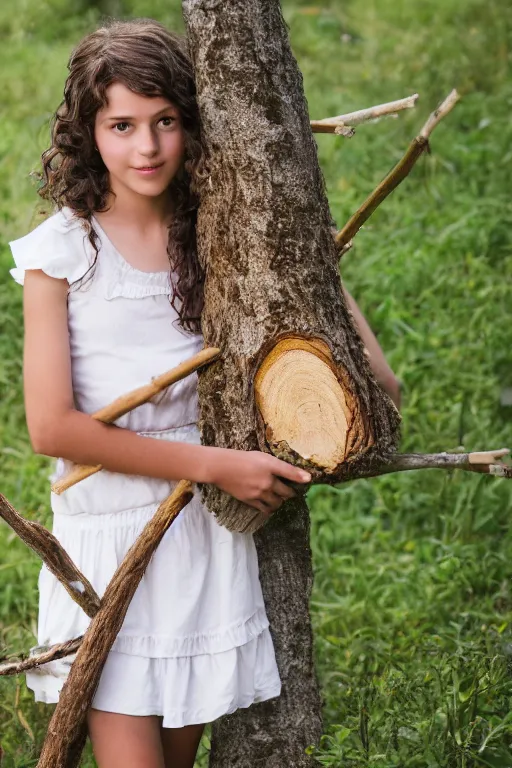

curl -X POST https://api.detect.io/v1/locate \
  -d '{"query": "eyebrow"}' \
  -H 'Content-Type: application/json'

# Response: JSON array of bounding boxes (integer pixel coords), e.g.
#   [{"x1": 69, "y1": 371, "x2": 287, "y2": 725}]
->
[{"x1": 104, "y1": 106, "x2": 177, "y2": 122}]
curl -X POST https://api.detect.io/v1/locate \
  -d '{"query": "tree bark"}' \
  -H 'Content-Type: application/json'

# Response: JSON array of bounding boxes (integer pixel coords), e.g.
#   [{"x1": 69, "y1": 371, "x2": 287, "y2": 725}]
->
[{"x1": 182, "y1": 0, "x2": 399, "y2": 764}]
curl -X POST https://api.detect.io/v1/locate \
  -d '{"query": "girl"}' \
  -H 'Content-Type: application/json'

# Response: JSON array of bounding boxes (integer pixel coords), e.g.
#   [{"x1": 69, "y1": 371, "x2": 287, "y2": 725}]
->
[{"x1": 9, "y1": 17, "x2": 399, "y2": 768}]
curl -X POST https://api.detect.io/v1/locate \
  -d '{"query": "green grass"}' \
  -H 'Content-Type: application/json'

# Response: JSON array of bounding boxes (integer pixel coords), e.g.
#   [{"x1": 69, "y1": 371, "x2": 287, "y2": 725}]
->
[{"x1": 1, "y1": 0, "x2": 511, "y2": 765}]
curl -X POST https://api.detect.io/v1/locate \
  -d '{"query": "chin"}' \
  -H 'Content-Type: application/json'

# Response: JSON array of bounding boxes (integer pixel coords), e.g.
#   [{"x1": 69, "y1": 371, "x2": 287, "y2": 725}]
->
[{"x1": 129, "y1": 181, "x2": 172, "y2": 198}]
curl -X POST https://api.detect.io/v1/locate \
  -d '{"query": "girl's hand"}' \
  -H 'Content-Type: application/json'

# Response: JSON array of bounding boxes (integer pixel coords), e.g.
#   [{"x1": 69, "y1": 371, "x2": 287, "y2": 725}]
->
[{"x1": 207, "y1": 449, "x2": 311, "y2": 517}]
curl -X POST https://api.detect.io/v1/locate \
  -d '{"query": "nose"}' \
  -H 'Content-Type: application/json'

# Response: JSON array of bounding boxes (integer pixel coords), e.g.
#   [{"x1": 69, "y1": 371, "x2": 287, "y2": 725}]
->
[{"x1": 137, "y1": 125, "x2": 159, "y2": 158}]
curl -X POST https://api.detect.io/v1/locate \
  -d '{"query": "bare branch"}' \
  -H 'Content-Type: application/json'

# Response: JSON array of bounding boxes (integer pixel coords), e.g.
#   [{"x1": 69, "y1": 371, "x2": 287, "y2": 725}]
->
[
  {"x1": 0, "y1": 637, "x2": 83, "y2": 676},
  {"x1": 0, "y1": 495, "x2": 100, "y2": 617},
  {"x1": 344, "y1": 448, "x2": 511, "y2": 481},
  {"x1": 335, "y1": 89, "x2": 460, "y2": 249},
  {"x1": 311, "y1": 93, "x2": 419, "y2": 134},
  {"x1": 52, "y1": 346, "x2": 221, "y2": 494}
]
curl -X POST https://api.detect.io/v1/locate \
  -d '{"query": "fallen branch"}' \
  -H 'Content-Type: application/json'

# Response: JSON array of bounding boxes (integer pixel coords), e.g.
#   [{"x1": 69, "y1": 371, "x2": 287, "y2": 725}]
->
[
  {"x1": 335, "y1": 89, "x2": 460, "y2": 249},
  {"x1": 37, "y1": 480, "x2": 193, "y2": 768},
  {"x1": 52, "y1": 346, "x2": 221, "y2": 494},
  {"x1": 311, "y1": 93, "x2": 419, "y2": 134},
  {"x1": 0, "y1": 495, "x2": 100, "y2": 618}
]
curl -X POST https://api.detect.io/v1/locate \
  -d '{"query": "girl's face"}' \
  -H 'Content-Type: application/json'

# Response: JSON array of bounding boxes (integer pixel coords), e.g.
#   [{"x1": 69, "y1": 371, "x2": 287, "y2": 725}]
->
[{"x1": 94, "y1": 82, "x2": 186, "y2": 202}]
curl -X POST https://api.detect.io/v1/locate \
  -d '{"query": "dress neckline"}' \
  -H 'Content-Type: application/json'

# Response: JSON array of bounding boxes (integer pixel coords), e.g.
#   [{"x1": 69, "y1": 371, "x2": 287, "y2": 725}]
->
[{"x1": 91, "y1": 214, "x2": 171, "y2": 278}]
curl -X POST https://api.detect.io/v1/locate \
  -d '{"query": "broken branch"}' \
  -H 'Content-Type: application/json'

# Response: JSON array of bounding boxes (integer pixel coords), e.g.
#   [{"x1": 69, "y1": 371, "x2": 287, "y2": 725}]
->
[
  {"x1": 0, "y1": 494, "x2": 100, "y2": 617},
  {"x1": 335, "y1": 89, "x2": 460, "y2": 249},
  {"x1": 311, "y1": 93, "x2": 419, "y2": 134},
  {"x1": 51, "y1": 346, "x2": 221, "y2": 495}
]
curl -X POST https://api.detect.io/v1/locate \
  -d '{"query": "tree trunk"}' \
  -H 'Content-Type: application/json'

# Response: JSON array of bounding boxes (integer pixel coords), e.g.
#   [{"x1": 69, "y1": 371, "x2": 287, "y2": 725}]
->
[{"x1": 182, "y1": 0, "x2": 399, "y2": 764}]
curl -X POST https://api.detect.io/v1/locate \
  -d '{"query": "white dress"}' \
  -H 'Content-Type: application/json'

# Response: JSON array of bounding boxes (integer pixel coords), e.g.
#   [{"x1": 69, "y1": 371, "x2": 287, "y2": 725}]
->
[{"x1": 9, "y1": 207, "x2": 281, "y2": 727}]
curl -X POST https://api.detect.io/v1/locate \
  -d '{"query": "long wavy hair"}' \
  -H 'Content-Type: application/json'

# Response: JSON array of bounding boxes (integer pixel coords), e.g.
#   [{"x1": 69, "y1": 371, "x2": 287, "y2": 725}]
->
[{"x1": 39, "y1": 18, "x2": 205, "y2": 332}]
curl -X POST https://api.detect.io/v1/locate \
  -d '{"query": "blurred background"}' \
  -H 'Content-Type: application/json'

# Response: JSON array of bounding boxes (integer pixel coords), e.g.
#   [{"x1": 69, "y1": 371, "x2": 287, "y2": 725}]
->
[{"x1": 0, "y1": 0, "x2": 511, "y2": 764}]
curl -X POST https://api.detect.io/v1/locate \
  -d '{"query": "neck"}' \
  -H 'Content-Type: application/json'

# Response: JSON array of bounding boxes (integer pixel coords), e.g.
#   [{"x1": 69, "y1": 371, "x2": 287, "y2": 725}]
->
[{"x1": 99, "y1": 186, "x2": 173, "y2": 230}]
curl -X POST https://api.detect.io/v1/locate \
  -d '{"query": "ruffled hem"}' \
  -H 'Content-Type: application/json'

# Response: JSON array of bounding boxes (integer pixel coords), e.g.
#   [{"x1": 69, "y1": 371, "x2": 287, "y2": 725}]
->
[
  {"x1": 111, "y1": 607, "x2": 269, "y2": 658},
  {"x1": 27, "y1": 629, "x2": 282, "y2": 727}
]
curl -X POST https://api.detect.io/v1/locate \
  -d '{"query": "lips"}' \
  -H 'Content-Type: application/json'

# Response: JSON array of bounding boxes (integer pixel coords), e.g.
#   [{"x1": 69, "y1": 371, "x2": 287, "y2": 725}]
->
[{"x1": 134, "y1": 163, "x2": 164, "y2": 171}]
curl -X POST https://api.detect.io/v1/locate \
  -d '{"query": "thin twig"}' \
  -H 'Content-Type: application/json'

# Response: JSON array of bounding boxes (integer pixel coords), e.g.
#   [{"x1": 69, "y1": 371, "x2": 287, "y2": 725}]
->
[
  {"x1": 0, "y1": 637, "x2": 83, "y2": 676},
  {"x1": 335, "y1": 89, "x2": 460, "y2": 249},
  {"x1": 52, "y1": 346, "x2": 221, "y2": 494},
  {"x1": 0, "y1": 495, "x2": 100, "y2": 617},
  {"x1": 311, "y1": 93, "x2": 419, "y2": 134}
]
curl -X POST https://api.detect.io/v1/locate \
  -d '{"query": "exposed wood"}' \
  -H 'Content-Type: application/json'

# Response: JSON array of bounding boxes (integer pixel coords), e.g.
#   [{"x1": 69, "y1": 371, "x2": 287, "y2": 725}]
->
[
  {"x1": 335, "y1": 89, "x2": 460, "y2": 249},
  {"x1": 37, "y1": 481, "x2": 193, "y2": 768},
  {"x1": 0, "y1": 494, "x2": 100, "y2": 618},
  {"x1": 52, "y1": 347, "x2": 220, "y2": 494},
  {"x1": 255, "y1": 338, "x2": 351, "y2": 471}
]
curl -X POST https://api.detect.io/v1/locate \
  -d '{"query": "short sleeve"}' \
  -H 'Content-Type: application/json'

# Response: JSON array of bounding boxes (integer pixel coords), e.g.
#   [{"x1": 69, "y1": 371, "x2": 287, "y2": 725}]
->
[{"x1": 9, "y1": 208, "x2": 91, "y2": 287}]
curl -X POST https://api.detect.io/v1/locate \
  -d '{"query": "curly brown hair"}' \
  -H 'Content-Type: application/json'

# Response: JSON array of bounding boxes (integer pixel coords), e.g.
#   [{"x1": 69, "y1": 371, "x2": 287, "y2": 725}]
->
[{"x1": 39, "y1": 17, "x2": 205, "y2": 332}]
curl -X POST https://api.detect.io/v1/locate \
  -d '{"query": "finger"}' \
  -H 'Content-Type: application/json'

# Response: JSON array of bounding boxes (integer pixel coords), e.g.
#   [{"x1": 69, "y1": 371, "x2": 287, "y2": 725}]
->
[
  {"x1": 260, "y1": 490, "x2": 283, "y2": 510},
  {"x1": 246, "y1": 499, "x2": 273, "y2": 518},
  {"x1": 270, "y1": 457, "x2": 311, "y2": 484},
  {"x1": 272, "y1": 479, "x2": 297, "y2": 500}
]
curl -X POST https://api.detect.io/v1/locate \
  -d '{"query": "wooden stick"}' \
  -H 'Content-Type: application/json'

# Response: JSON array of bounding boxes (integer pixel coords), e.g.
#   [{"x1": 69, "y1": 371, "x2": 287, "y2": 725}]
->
[
  {"x1": 0, "y1": 637, "x2": 83, "y2": 676},
  {"x1": 335, "y1": 89, "x2": 460, "y2": 249},
  {"x1": 37, "y1": 480, "x2": 193, "y2": 768},
  {"x1": 0, "y1": 494, "x2": 100, "y2": 618},
  {"x1": 345, "y1": 448, "x2": 511, "y2": 481},
  {"x1": 311, "y1": 93, "x2": 419, "y2": 134},
  {"x1": 51, "y1": 346, "x2": 221, "y2": 494}
]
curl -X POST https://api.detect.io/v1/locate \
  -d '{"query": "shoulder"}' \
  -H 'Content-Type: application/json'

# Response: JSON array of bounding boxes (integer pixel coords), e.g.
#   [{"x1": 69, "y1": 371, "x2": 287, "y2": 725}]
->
[{"x1": 9, "y1": 207, "x2": 93, "y2": 286}]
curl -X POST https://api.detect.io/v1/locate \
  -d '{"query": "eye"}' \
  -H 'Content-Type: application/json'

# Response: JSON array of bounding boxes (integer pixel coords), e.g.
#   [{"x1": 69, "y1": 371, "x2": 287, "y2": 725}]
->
[
  {"x1": 159, "y1": 116, "x2": 176, "y2": 128},
  {"x1": 113, "y1": 122, "x2": 131, "y2": 133}
]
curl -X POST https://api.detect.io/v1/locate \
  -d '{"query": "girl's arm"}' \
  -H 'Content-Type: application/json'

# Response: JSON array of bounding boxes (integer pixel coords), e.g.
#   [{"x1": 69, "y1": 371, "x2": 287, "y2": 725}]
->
[
  {"x1": 342, "y1": 287, "x2": 401, "y2": 409},
  {"x1": 23, "y1": 270, "x2": 310, "y2": 515}
]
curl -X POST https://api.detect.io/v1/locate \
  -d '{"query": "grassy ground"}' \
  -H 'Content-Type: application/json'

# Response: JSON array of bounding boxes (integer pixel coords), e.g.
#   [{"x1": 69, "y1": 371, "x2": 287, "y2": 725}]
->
[{"x1": 0, "y1": 0, "x2": 511, "y2": 765}]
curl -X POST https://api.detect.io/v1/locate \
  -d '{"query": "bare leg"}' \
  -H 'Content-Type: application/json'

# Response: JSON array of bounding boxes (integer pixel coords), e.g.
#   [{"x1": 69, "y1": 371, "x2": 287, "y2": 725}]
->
[
  {"x1": 161, "y1": 723, "x2": 206, "y2": 768},
  {"x1": 88, "y1": 709, "x2": 166, "y2": 768}
]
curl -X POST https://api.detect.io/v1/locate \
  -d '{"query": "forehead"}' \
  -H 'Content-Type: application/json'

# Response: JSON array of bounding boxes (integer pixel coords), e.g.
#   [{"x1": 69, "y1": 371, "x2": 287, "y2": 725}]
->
[{"x1": 97, "y1": 82, "x2": 176, "y2": 118}]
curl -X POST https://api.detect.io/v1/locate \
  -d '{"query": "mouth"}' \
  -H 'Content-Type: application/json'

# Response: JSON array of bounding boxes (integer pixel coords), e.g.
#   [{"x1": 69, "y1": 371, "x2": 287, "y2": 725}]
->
[{"x1": 134, "y1": 163, "x2": 164, "y2": 173}]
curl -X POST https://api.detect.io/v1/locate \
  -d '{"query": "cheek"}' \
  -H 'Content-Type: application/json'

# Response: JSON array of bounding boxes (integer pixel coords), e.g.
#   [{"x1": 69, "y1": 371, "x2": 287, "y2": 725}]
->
[
  {"x1": 164, "y1": 130, "x2": 186, "y2": 162},
  {"x1": 95, "y1": 133, "x2": 129, "y2": 170}
]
